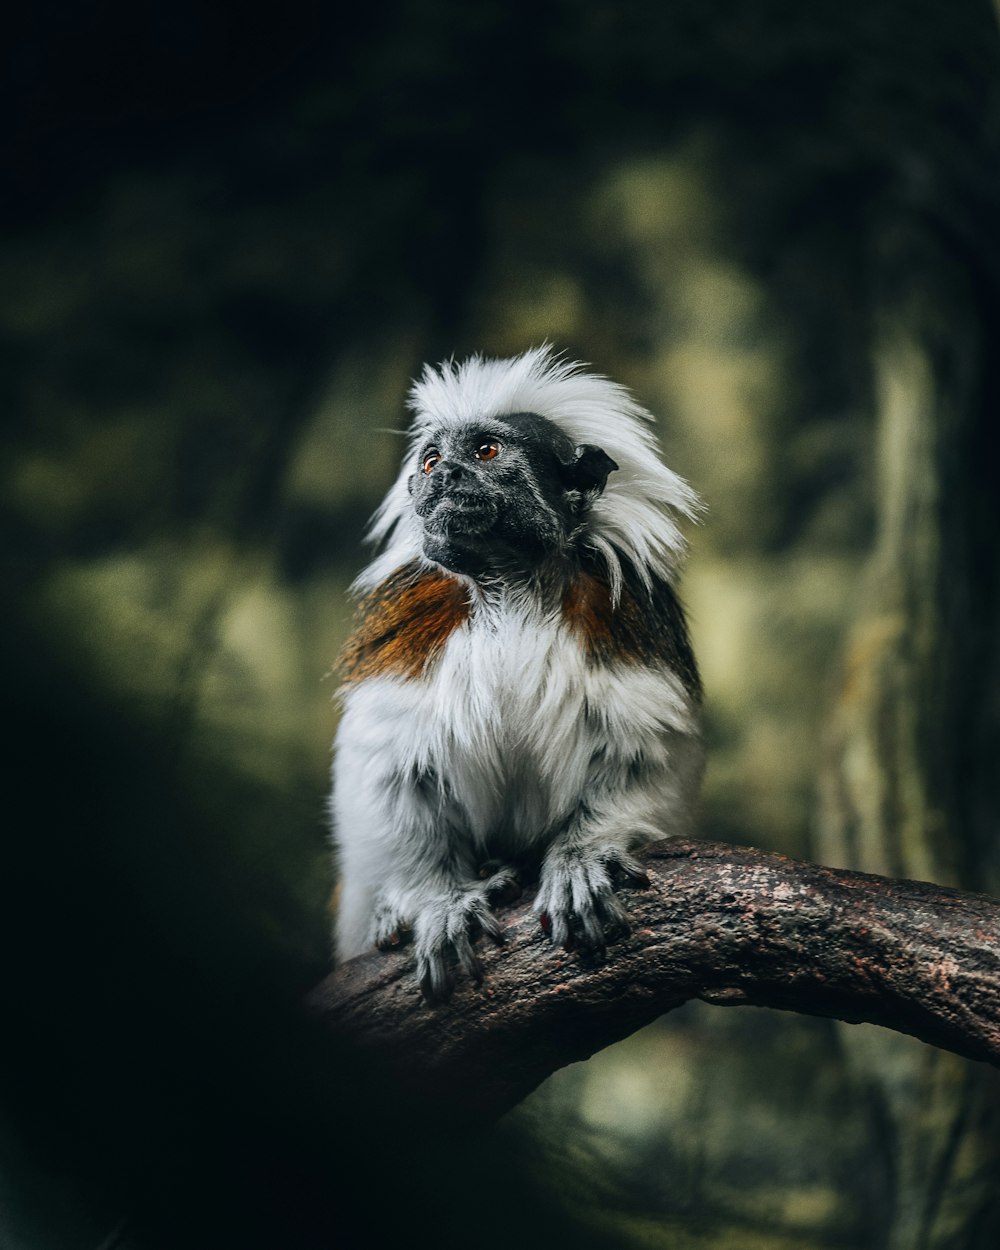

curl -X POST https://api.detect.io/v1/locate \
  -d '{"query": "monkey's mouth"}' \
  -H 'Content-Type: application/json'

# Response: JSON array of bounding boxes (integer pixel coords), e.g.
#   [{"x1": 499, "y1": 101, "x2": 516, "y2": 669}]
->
[{"x1": 425, "y1": 494, "x2": 498, "y2": 535}]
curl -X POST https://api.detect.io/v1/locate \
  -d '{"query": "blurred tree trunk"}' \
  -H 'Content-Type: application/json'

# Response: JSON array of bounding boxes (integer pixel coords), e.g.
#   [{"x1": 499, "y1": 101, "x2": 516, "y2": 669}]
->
[{"x1": 817, "y1": 198, "x2": 1000, "y2": 1246}]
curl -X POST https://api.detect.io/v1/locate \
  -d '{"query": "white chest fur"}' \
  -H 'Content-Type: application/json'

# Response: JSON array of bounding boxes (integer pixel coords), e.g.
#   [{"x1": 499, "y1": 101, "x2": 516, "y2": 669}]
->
[{"x1": 335, "y1": 601, "x2": 695, "y2": 854}]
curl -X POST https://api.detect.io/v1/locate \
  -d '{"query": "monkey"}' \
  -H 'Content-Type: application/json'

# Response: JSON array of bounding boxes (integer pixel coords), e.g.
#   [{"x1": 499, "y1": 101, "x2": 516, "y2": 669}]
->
[{"x1": 330, "y1": 346, "x2": 704, "y2": 999}]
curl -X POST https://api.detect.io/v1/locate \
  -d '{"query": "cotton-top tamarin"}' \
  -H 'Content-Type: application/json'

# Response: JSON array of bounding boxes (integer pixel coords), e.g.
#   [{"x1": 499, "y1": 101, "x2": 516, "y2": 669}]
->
[{"x1": 330, "y1": 347, "x2": 703, "y2": 998}]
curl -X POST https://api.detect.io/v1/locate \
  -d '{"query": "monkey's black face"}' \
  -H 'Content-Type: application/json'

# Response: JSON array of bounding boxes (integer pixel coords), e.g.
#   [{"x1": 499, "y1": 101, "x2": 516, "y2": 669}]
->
[{"x1": 407, "y1": 411, "x2": 617, "y2": 578}]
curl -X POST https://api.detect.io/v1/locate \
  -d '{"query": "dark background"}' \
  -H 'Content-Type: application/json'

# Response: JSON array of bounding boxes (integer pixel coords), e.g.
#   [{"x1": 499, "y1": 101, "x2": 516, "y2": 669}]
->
[{"x1": 3, "y1": 3, "x2": 1000, "y2": 1247}]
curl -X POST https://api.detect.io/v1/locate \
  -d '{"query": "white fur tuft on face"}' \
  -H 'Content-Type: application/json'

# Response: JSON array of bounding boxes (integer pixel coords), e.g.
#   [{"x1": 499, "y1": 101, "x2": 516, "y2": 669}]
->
[{"x1": 355, "y1": 346, "x2": 701, "y2": 599}]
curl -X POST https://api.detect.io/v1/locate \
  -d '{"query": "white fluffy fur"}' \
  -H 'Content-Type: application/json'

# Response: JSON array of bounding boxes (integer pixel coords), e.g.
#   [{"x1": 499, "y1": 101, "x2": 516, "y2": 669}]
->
[
  {"x1": 357, "y1": 346, "x2": 701, "y2": 600},
  {"x1": 333, "y1": 602, "x2": 701, "y2": 963},
  {"x1": 332, "y1": 348, "x2": 704, "y2": 996}
]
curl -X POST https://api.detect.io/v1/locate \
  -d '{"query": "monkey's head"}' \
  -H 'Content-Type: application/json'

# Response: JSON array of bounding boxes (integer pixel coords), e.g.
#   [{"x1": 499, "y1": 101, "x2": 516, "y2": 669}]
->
[
  {"x1": 357, "y1": 347, "x2": 701, "y2": 597},
  {"x1": 406, "y1": 411, "x2": 617, "y2": 577}
]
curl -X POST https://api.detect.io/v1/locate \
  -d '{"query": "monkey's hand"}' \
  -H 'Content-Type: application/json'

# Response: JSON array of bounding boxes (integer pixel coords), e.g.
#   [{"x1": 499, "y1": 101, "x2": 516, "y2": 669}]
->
[
  {"x1": 535, "y1": 842, "x2": 650, "y2": 953},
  {"x1": 412, "y1": 881, "x2": 507, "y2": 1001}
]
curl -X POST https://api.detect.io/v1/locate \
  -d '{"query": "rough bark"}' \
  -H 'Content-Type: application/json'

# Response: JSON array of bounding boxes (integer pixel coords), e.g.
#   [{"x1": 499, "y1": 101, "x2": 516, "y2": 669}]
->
[{"x1": 305, "y1": 836, "x2": 1000, "y2": 1123}]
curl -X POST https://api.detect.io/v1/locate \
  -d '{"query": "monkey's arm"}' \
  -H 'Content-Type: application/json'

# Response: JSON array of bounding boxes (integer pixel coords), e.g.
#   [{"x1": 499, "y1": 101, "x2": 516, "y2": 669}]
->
[
  {"x1": 333, "y1": 725, "x2": 510, "y2": 999},
  {"x1": 337, "y1": 822, "x2": 508, "y2": 1000},
  {"x1": 535, "y1": 725, "x2": 704, "y2": 952}
]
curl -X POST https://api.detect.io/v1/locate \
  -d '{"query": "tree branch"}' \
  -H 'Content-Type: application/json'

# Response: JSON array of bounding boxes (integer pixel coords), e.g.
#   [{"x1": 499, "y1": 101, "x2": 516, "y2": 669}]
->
[{"x1": 305, "y1": 838, "x2": 1000, "y2": 1121}]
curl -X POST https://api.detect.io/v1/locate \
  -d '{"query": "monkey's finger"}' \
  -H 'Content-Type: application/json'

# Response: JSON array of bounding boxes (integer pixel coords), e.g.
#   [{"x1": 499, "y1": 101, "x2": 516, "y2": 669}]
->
[
  {"x1": 607, "y1": 851, "x2": 651, "y2": 890},
  {"x1": 570, "y1": 863, "x2": 611, "y2": 915},
  {"x1": 596, "y1": 891, "x2": 630, "y2": 934},
  {"x1": 465, "y1": 895, "x2": 506, "y2": 945},
  {"x1": 536, "y1": 898, "x2": 571, "y2": 948},
  {"x1": 452, "y1": 934, "x2": 485, "y2": 983},
  {"x1": 535, "y1": 877, "x2": 575, "y2": 947},
  {"x1": 575, "y1": 905, "x2": 607, "y2": 955},
  {"x1": 483, "y1": 866, "x2": 523, "y2": 906},
  {"x1": 550, "y1": 911, "x2": 574, "y2": 950},
  {"x1": 418, "y1": 952, "x2": 453, "y2": 1003},
  {"x1": 479, "y1": 910, "x2": 507, "y2": 946}
]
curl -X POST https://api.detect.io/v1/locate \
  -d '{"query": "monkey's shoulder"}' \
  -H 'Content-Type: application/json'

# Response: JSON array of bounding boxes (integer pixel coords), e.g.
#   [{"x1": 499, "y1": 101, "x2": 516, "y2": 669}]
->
[
  {"x1": 338, "y1": 562, "x2": 471, "y2": 683},
  {"x1": 338, "y1": 560, "x2": 701, "y2": 703},
  {"x1": 562, "y1": 567, "x2": 702, "y2": 702}
]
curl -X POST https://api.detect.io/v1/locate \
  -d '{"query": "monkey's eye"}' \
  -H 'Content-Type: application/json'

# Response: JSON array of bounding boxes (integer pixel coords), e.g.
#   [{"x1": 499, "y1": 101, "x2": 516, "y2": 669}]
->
[
  {"x1": 422, "y1": 449, "x2": 442, "y2": 474},
  {"x1": 475, "y1": 440, "x2": 501, "y2": 462}
]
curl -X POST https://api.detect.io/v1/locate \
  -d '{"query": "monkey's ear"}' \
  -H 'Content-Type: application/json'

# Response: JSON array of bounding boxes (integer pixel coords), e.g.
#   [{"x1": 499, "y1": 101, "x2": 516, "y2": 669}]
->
[{"x1": 562, "y1": 444, "x2": 618, "y2": 498}]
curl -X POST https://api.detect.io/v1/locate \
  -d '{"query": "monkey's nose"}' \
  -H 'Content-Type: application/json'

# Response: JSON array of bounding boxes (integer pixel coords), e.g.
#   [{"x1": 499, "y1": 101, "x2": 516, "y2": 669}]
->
[{"x1": 445, "y1": 463, "x2": 464, "y2": 482}]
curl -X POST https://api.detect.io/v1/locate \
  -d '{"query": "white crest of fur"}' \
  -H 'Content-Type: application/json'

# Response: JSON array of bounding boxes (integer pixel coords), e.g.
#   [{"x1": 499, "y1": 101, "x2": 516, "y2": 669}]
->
[{"x1": 356, "y1": 346, "x2": 700, "y2": 598}]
